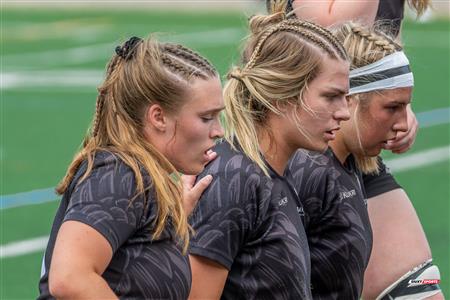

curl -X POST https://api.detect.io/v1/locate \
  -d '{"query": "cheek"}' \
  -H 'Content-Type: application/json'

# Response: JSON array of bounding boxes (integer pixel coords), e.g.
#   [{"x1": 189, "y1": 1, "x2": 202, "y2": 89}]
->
[{"x1": 175, "y1": 119, "x2": 209, "y2": 149}]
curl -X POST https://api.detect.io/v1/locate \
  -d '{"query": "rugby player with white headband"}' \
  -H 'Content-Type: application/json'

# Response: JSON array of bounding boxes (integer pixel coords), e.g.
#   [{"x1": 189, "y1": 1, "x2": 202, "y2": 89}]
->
[{"x1": 286, "y1": 22, "x2": 442, "y2": 300}]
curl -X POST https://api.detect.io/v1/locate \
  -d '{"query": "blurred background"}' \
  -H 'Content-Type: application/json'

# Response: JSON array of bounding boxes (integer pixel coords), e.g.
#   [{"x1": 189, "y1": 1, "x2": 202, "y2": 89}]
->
[{"x1": 1, "y1": 0, "x2": 449, "y2": 298}]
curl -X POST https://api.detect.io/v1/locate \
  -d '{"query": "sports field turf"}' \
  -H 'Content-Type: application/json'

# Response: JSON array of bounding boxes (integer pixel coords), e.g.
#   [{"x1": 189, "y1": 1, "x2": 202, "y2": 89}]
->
[{"x1": 1, "y1": 6, "x2": 449, "y2": 299}]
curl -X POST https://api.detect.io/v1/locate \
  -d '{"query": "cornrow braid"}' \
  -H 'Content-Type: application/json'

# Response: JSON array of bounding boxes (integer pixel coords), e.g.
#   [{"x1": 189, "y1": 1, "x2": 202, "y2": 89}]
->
[
  {"x1": 161, "y1": 53, "x2": 199, "y2": 78},
  {"x1": 246, "y1": 21, "x2": 342, "y2": 70},
  {"x1": 351, "y1": 25, "x2": 396, "y2": 52},
  {"x1": 91, "y1": 90, "x2": 106, "y2": 137},
  {"x1": 92, "y1": 55, "x2": 123, "y2": 137},
  {"x1": 162, "y1": 43, "x2": 216, "y2": 75},
  {"x1": 285, "y1": 19, "x2": 347, "y2": 59}
]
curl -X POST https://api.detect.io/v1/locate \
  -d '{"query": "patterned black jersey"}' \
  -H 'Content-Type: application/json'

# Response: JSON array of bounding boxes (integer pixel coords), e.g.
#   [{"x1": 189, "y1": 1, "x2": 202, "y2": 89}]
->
[
  {"x1": 363, "y1": 157, "x2": 402, "y2": 198},
  {"x1": 189, "y1": 140, "x2": 312, "y2": 300},
  {"x1": 38, "y1": 152, "x2": 191, "y2": 300},
  {"x1": 286, "y1": 148, "x2": 373, "y2": 300}
]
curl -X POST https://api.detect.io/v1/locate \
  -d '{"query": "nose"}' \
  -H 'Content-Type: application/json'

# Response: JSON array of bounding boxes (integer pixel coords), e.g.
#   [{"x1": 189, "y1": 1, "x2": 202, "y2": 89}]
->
[
  {"x1": 392, "y1": 107, "x2": 408, "y2": 133},
  {"x1": 211, "y1": 119, "x2": 225, "y2": 139},
  {"x1": 333, "y1": 97, "x2": 351, "y2": 122}
]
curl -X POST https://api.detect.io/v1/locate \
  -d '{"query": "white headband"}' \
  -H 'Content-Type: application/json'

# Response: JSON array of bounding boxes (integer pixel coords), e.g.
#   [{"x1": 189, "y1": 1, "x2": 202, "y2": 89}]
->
[{"x1": 348, "y1": 51, "x2": 414, "y2": 95}]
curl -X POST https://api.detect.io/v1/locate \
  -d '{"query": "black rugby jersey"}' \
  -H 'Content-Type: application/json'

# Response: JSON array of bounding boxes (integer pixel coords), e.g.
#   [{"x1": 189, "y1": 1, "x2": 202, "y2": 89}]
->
[
  {"x1": 286, "y1": 148, "x2": 373, "y2": 300},
  {"x1": 38, "y1": 152, "x2": 191, "y2": 300},
  {"x1": 363, "y1": 157, "x2": 402, "y2": 198},
  {"x1": 189, "y1": 140, "x2": 312, "y2": 300},
  {"x1": 376, "y1": 0, "x2": 405, "y2": 37}
]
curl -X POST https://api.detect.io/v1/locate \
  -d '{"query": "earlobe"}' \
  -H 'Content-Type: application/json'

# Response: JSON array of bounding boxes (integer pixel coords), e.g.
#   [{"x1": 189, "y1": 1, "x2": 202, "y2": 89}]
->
[{"x1": 146, "y1": 104, "x2": 166, "y2": 132}]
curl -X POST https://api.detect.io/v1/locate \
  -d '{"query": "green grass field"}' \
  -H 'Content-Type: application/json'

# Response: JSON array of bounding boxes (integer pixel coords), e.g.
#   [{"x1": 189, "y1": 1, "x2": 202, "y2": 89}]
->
[{"x1": 1, "y1": 6, "x2": 449, "y2": 299}]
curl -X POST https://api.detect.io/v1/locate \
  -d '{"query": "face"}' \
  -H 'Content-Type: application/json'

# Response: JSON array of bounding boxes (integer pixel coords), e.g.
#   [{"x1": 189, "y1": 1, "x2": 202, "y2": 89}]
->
[
  {"x1": 341, "y1": 87, "x2": 412, "y2": 157},
  {"x1": 164, "y1": 77, "x2": 225, "y2": 175},
  {"x1": 288, "y1": 56, "x2": 351, "y2": 152}
]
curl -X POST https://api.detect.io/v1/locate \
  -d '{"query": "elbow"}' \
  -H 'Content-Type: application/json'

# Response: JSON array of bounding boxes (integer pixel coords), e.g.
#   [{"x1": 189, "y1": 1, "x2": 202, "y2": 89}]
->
[{"x1": 48, "y1": 271, "x2": 79, "y2": 298}]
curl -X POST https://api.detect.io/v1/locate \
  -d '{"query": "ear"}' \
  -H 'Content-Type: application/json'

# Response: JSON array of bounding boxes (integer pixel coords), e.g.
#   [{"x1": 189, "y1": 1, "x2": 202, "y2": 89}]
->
[
  {"x1": 275, "y1": 98, "x2": 295, "y2": 114},
  {"x1": 145, "y1": 104, "x2": 168, "y2": 132}
]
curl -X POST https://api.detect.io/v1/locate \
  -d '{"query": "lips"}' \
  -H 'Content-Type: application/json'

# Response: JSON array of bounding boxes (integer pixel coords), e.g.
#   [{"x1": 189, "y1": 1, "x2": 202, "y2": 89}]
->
[
  {"x1": 324, "y1": 127, "x2": 340, "y2": 141},
  {"x1": 202, "y1": 146, "x2": 215, "y2": 162}
]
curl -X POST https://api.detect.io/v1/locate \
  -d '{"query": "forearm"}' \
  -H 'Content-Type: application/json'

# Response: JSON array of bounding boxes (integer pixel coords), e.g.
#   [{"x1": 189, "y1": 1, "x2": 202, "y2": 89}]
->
[{"x1": 50, "y1": 271, "x2": 118, "y2": 300}]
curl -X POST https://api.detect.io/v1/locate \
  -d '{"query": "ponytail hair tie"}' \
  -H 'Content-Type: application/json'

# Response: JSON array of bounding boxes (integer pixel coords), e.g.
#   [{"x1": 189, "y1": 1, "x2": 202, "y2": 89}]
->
[{"x1": 115, "y1": 36, "x2": 143, "y2": 60}]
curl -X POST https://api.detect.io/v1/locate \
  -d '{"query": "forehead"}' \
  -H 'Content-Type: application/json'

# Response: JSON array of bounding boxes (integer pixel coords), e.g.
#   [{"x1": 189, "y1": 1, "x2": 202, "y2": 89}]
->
[
  {"x1": 313, "y1": 56, "x2": 350, "y2": 88},
  {"x1": 182, "y1": 77, "x2": 223, "y2": 109},
  {"x1": 373, "y1": 87, "x2": 413, "y2": 103}
]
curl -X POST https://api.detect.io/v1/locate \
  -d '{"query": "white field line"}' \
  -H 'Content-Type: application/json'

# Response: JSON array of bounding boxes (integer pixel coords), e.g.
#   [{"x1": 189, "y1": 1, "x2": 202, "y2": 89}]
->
[
  {"x1": 1, "y1": 145, "x2": 449, "y2": 259},
  {"x1": 1, "y1": 70, "x2": 104, "y2": 89},
  {"x1": 0, "y1": 236, "x2": 49, "y2": 259},
  {"x1": 385, "y1": 145, "x2": 450, "y2": 173},
  {"x1": 2, "y1": 27, "x2": 244, "y2": 69}
]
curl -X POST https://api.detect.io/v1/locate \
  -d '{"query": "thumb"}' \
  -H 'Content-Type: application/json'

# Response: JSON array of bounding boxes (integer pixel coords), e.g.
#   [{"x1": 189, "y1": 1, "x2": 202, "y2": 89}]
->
[{"x1": 190, "y1": 175, "x2": 213, "y2": 199}]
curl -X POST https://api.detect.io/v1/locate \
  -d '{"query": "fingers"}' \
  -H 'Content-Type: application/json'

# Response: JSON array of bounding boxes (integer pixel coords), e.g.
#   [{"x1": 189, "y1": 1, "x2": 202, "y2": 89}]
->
[
  {"x1": 182, "y1": 175, "x2": 213, "y2": 215},
  {"x1": 190, "y1": 175, "x2": 213, "y2": 199},
  {"x1": 383, "y1": 133, "x2": 413, "y2": 154},
  {"x1": 181, "y1": 174, "x2": 196, "y2": 189},
  {"x1": 384, "y1": 107, "x2": 419, "y2": 154},
  {"x1": 384, "y1": 124, "x2": 418, "y2": 153},
  {"x1": 206, "y1": 150, "x2": 217, "y2": 163}
]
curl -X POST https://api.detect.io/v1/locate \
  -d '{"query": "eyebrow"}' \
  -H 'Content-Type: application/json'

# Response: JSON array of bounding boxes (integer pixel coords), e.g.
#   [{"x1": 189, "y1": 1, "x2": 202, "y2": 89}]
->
[
  {"x1": 323, "y1": 87, "x2": 348, "y2": 95},
  {"x1": 390, "y1": 99, "x2": 411, "y2": 105},
  {"x1": 200, "y1": 106, "x2": 226, "y2": 114}
]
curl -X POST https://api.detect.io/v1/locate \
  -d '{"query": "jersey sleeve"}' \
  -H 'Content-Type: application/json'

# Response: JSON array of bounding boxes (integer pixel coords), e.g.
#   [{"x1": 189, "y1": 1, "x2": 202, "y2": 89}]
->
[
  {"x1": 63, "y1": 159, "x2": 146, "y2": 253},
  {"x1": 189, "y1": 170, "x2": 259, "y2": 270},
  {"x1": 363, "y1": 156, "x2": 402, "y2": 199},
  {"x1": 288, "y1": 150, "x2": 337, "y2": 231}
]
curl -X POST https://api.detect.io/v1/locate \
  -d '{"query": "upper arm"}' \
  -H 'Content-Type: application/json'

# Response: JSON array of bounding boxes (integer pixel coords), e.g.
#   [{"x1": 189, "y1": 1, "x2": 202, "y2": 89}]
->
[
  {"x1": 292, "y1": 0, "x2": 378, "y2": 27},
  {"x1": 50, "y1": 220, "x2": 113, "y2": 279},
  {"x1": 188, "y1": 255, "x2": 229, "y2": 300},
  {"x1": 363, "y1": 189, "x2": 432, "y2": 298},
  {"x1": 64, "y1": 161, "x2": 146, "y2": 252}
]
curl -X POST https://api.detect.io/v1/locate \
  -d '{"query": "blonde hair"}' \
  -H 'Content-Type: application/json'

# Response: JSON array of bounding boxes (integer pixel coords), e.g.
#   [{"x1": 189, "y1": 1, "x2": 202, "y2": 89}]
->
[
  {"x1": 56, "y1": 37, "x2": 217, "y2": 253},
  {"x1": 223, "y1": 0, "x2": 347, "y2": 175},
  {"x1": 333, "y1": 22, "x2": 402, "y2": 174},
  {"x1": 408, "y1": 0, "x2": 431, "y2": 17}
]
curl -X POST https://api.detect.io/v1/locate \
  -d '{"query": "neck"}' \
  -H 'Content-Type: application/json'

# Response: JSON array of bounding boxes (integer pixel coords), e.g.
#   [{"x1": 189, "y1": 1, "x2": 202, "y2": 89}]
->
[
  {"x1": 329, "y1": 131, "x2": 351, "y2": 164},
  {"x1": 258, "y1": 128, "x2": 294, "y2": 176}
]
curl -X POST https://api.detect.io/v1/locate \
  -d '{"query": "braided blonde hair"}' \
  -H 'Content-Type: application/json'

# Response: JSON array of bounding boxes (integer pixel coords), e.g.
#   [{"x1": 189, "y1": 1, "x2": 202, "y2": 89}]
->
[
  {"x1": 224, "y1": 0, "x2": 348, "y2": 175},
  {"x1": 57, "y1": 36, "x2": 217, "y2": 253}
]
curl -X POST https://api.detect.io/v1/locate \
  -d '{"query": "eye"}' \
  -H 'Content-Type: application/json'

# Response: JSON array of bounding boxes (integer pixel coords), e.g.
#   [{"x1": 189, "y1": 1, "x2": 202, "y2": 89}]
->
[
  {"x1": 201, "y1": 116, "x2": 213, "y2": 122},
  {"x1": 325, "y1": 94, "x2": 344, "y2": 102},
  {"x1": 386, "y1": 103, "x2": 405, "y2": 112}
]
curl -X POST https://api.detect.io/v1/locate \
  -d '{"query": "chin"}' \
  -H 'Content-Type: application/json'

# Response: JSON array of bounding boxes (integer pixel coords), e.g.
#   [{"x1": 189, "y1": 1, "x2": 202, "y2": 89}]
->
[
  {"x1": 179, "y1": 164, "x2": 205, "y2": 176},
  {"x1": 307, "y1": 140, "x2": 328, "y2": 153},
  {"x1": 364, "y1": 146, "x2": 382, "y2": 157}
]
